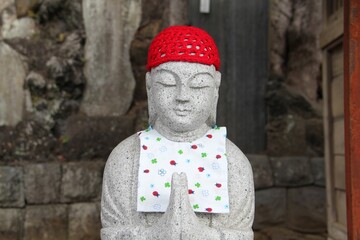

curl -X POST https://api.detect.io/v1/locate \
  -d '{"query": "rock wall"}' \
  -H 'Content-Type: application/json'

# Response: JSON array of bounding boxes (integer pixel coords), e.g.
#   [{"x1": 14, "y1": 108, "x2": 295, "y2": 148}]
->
[
  {"x1": 0, "y1": 161, "x2": 103, "y2": 239},
  {"x1": 0, "y1": 154, "x2": 326, "y2": 239},
  {"x1": 267, "y1": 0, "x2": 323, "y2": 157}
]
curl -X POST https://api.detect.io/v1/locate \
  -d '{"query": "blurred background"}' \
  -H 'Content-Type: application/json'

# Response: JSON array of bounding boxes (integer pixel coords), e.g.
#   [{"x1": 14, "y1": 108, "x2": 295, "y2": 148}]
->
[{"x1": 0, "y1": 0, "x2": 346, "y2": 239}]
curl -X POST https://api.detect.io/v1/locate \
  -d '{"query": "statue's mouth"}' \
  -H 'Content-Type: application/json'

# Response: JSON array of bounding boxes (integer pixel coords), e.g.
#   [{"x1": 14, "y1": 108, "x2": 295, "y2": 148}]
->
[{"x1": 174, "y1": 108, "x2": 190, "y2": 116}]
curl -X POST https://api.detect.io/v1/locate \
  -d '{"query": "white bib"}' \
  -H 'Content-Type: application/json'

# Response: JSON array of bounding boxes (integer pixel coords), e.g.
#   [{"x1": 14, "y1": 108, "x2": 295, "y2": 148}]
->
[{"x1": 137, "y1": 126, "x2": 229, "y2": 213}]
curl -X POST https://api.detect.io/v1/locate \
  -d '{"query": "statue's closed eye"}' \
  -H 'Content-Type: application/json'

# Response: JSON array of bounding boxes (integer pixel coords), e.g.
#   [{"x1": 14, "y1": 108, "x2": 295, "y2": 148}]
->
[
  {"x1": 189, "y1": 74, "x2": 213, "y2": 89},
  {"x1": 155, "y1": 71, "x2": 177, "y2": 87},
  {"x1": 157, "y1": 82, "x2": 176, "y2": 87}
]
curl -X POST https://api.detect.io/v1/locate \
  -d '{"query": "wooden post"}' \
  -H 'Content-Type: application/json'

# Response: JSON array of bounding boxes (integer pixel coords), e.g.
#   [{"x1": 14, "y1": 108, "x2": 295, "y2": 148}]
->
[{"x1": 344, "y1": 0, "x2": 360, "y2": 239}]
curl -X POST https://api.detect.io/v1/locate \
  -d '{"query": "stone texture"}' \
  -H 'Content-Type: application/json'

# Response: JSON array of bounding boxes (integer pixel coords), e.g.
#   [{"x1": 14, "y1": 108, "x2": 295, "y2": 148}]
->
[
  {"x1": 261, "y1": 226, "x2": 326, "y2": 240},
  {"x1": 0, "y1": 119, "x2": 57, "y2": 161},
  {"x1": 0, "y1": 166, "x2": 24, "y2": 207},
  {"x1": 270, "y1": 156, "x2": 313, "y2": 186},
  {"x1": 287, "y1": 186, "x2": 326, "y2": 233},
  {"x1": 2, "y1": 17, "x2": 38, "y2": 39},
  {"x1": 286, "y1": 0, "x2": 322, "y2": 105},
  {"x1": 269, "y1": 0, "x2": 322, "y2": 107},
  {"x1": 253, "y1": 188, "x2": 286, "y2": 230},
  {"x1": 81, "y1": 0, "x2": 141, "y2": 116},
  {"x1": 0, "y1": 0, "x2": 13, "y2": 12},
  {"x1": 269, "y1": 0, "x2": 292, "y2": 78},
  {"x1": 24, "y1": 163, "x2": 61, "y2": 204},
  {"x1": 68, "y1": 203, "x2": 101, "y2": 240},
  {"x1": 61, "y1": 161, "x2": 104, "y2": 202},
  {"x1": 0, "y1": 42, "x2": 27, "y2": 126},
  {"x1": 15, "y1": 0, "x2": 41, "y2": 17},
  {"x1": 0, "y1": 208, "x2": 23, "y2": 240},
  {"x1": 247, "y1": 154, "x2": 273, "y2": 189},
  {"x1": 254, "y1": 231, "x2": 270, "y2": 240},
  {"x1": 57, "y1": 114, "x2": 134, "y2": 160},
  {"x1": 265, "y1": 80, "x2": 319, "y2": 157},
  {"x1": 305, "y1": 118, "x2": 324, "y2": 156},
  {"x1": 311, "y1": 157, "x2": 325, "y2": 186},
  {"x1": 24, "y1": 205, "x2": 67, "y2": 240}
]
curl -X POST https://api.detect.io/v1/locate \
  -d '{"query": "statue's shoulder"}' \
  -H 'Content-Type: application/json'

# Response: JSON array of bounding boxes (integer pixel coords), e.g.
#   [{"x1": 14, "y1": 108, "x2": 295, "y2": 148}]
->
[
  {"x1": 225, "y1": 138, "x2": 253, "y2": 174},
  {"x1": 105, "y1": 133, "x2": 140, "y2": 167}
]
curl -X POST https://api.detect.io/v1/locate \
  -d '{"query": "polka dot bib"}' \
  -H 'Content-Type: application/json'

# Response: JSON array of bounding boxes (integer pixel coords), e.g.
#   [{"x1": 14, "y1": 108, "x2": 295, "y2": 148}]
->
[{"x1": 137, "y1": 126, "x2": 229, "y2": 213}]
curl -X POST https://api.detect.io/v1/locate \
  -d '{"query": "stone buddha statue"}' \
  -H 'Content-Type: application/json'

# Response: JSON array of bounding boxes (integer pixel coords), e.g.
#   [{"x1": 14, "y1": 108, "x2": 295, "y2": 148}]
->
[{"x1": 101, "y1": 26, "x2": 254, "y2": 239}]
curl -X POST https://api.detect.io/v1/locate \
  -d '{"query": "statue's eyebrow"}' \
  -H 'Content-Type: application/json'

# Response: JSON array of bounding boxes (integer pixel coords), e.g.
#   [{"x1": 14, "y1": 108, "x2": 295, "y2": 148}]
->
[
  {"x1": 190, "y1": 72, "x2": 214, "y2": 79},
  {"x1": 152, "y1": 68, "x2": 179, "y2": 79}
]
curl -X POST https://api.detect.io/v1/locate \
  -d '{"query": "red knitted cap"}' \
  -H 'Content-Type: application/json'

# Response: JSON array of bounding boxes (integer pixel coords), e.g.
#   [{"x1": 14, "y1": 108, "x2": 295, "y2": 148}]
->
[{"x1": 146, "y1": 26, "x2": 220, "y2": 71}]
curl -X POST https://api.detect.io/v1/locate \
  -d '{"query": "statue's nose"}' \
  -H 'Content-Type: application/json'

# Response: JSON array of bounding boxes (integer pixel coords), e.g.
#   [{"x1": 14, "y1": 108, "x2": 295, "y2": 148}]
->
[{"x1": 175, "y1": 85, "x2": 190, "y2": 102}]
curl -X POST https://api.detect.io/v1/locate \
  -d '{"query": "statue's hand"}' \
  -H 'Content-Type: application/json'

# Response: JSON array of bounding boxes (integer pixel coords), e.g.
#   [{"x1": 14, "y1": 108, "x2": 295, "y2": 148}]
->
[{"x1": 144, "y1": 172, "x2": 221, "y2": 240}]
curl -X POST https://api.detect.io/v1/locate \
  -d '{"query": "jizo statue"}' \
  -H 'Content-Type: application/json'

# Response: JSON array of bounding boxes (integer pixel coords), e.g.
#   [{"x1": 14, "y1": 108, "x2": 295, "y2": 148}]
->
[{"x1": 101, "y1": 26, "x2": 255, "y2": 239}]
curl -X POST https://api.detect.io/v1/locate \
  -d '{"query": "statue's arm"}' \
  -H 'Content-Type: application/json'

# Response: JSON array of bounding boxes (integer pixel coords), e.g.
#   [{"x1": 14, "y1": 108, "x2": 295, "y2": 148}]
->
[
  {"x1": 210, "y1": 139, "x2": 255, "y2": 239},
  {"x1": 101, "y1": 134, "x2": 145, "y2": 239}
]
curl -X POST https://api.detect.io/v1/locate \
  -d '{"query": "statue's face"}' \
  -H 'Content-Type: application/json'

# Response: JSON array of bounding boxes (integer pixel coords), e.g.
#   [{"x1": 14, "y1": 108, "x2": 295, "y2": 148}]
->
[{"x1": 147, "y1": 62, "x2": 220, "y2": 132}]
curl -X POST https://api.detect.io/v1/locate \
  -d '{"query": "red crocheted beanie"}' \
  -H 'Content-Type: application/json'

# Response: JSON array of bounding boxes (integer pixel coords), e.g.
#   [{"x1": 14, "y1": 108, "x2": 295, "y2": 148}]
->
[{"x1": 146, "y1": 26, "x2": 220, "y2": 71}]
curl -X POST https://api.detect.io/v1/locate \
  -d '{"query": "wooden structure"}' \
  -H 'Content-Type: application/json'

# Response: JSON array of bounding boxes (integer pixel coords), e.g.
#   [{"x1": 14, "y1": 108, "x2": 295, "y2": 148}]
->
[
  {"x1": 344, "y1": 0, "x2": 360, "y2": 239},
  {"x1": 323, "y1": 0, "x2": 360, "y2": 238},
  {"x1": 188, "y1": 0, "x2": 269, "y2": 153},
  {"x1": 321, "y1": 0, "x2": 346, "y2": 239}
]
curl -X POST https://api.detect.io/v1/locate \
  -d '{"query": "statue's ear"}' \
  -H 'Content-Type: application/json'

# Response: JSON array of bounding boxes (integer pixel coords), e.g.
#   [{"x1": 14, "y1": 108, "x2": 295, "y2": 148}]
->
[
  {"x1": 214, "y1": 71, "x2": 221, "y2": 88},
  {"x1": 146, "y1": 72, "x2": 151, "y2": 90},
  {"x1": 146, "y1": 72, "x2": 156, "y2": 126},
  {"x1": 206, "y1": 71, "x2": 221, "y2": 127}
]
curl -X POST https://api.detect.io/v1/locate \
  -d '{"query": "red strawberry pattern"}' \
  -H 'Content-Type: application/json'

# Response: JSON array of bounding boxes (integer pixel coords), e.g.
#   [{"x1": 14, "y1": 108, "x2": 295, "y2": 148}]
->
[{"x1": 137, "y1": 126, "x2": 229, "y2": 213}]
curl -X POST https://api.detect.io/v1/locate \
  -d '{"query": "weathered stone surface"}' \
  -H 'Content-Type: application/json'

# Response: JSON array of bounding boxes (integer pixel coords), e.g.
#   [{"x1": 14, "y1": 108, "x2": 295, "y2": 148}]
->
[
  {"x1": 269, "y1": 0, "x2": 292, "y2": 77},
  {"x1": 305, "y1": 118, "x2": 324, "y2": 156},
  {"x1": 266, "y1": 114, "x2": 308, "y2": 156},
  {"x1": 270, "y1": 156, "x2": 313, "y2": 186},
  {"x1": 287, "y1": 186, "x2": 326, "y2": 233},
  {"x1": 247, "y1": 154, "x2": 273, "y2": 189},
  {"x1": 81, "y1": 0, "x2": 141, "y2": 116},
  {"x1": 24, "y1": 205, "x2": 67, "y2": 240},
  {"x1": 286, "y1": 0, "x2": 322, "y2": 105},
  {"x1": 5, "y1": 119, "x2": 56, "y2": 161},
  {"x1": 169, "y1": 0, "x2": 188, "y2": 25},
  {"x1": 253, "y1": 188, "x2": 286, "y2": 229},
  {"x1": 261, "y1": 226, "x2": 326, "y2": 240},
  {"x1": 15, "y1": 0, "x2": 41, "y2": 17},
  {"x1": 269, "y1": 0, "x2": 322, "y2": 107},
  {"x1": 24, "y1": 163, "x2": 61, "y2": 204},
  {"x1": 68, "y1": 203, "x2": 101, "y2": 240},
  {"x1": 61, "y1": 161, "x2": 104, "y2": 202},
  {"x1": 0, "y1": 208, "x2": 23, "y2": 240},
  {"x1": 0, "y1": 42, "x2": 27, "y2": 126},
  {"x1": 2, "y1": 17, "x2": 38, "y2": 39},
  {"x1": 0, "y1": 166, "x2": 24, "y2": 207},
  {"x1": 130, "y1": 0, "x2": 170, "y2": 101},
  {"x1": 57, "y1": 114, "x2": 134, "y2": 160},
  {"x1": 254, "y1": 231, "x2": 270, "y2": 240},
  {"x1": 311, "y1": 157, "x2": 325, "y2": 186},
  {"x1": 0, "y1": 0, "x2": 13, "y2": 12}
]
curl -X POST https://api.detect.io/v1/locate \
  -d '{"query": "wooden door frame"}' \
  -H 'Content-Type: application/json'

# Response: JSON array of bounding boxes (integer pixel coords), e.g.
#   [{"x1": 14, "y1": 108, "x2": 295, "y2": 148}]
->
[{"x1": 344, "y1": 0, "x2": 360, "y2": 239}]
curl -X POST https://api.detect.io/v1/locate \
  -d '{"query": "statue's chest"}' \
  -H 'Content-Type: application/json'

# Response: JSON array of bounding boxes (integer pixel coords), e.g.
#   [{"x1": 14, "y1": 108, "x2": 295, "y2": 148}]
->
[{"x1": 137, "y1": 127, "x2": 230, "y2": 213}]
